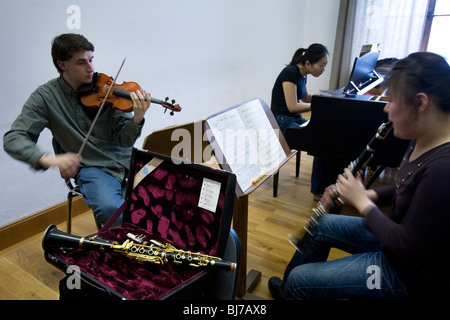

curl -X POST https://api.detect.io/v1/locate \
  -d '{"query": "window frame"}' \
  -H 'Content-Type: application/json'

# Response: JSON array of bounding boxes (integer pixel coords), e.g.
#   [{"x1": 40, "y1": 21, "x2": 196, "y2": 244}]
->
[{"x1": 420, "y1": 0, "x2": 450, "y2": 52}]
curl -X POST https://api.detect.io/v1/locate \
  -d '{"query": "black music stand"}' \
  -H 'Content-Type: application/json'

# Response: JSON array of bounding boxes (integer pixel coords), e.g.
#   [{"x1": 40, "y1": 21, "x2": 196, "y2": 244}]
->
[{"x1": 344, "y1": 51, "x2": 384, "y2": 96}]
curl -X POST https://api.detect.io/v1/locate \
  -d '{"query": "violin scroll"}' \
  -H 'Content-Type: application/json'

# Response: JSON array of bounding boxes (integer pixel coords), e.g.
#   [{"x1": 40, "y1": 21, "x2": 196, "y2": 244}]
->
[
  {"x1": 163, "y1": 97, "x2": 181, "y2": 116},
  {"x1": 150, "y1": 96, "x2": 181, "y2": 115}
]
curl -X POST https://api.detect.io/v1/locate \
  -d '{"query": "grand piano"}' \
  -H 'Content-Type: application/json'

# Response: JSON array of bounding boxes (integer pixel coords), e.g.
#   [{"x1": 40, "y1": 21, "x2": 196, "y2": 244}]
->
[{"x1": 273, "y1": 94, "x2": 410, "y2": 196}]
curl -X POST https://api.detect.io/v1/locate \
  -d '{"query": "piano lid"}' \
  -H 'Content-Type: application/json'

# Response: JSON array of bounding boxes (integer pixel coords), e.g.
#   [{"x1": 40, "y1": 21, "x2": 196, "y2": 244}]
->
[{"x1": 284, "y1": 95, "x2": 409, "y2": 168}]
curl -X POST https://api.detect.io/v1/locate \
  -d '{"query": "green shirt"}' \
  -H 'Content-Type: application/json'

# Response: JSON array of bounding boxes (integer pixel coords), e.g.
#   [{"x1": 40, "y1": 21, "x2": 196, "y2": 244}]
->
[{"x1": 3, "y1": 75, "x2": 144, "y2": 182}]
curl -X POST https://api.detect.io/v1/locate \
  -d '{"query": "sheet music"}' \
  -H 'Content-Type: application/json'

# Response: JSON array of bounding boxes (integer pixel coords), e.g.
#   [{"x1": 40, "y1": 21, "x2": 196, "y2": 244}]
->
[
  {"x1": 236, "y1": 99, "x2": 286, "y2": 173},
  {"x1": 206, "y1": 99, "x2": 286, "y2": 192}
]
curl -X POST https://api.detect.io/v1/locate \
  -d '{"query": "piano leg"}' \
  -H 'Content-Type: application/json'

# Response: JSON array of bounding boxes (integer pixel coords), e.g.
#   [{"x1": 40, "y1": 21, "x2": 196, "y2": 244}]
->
[
  {"x1": 273, "y1": 171, "x2": 279, "y2": 197},
  {"x1": 295, "y1": 152, "x2": 301, "y2": 177},
  {"x1": 366, "y1": 165, "x2": 386, "y2": 188}
]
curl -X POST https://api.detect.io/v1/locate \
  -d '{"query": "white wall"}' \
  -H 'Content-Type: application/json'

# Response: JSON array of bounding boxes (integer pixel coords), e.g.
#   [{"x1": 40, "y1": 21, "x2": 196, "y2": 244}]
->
[{"x1": 0, "y1": 0, "x2": 340, "y2": 227}]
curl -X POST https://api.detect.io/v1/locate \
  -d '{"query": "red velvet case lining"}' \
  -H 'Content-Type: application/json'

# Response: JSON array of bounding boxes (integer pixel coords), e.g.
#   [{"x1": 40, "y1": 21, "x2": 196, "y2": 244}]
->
[{"x1": 55, "y1": 153, "x2": 231, "y2": 300}]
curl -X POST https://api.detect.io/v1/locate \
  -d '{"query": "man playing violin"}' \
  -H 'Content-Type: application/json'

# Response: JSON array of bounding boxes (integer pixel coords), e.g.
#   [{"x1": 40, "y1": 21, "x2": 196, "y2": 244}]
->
[{"x1": 3, "y1": 33, "x2": 152, "y2": 228}]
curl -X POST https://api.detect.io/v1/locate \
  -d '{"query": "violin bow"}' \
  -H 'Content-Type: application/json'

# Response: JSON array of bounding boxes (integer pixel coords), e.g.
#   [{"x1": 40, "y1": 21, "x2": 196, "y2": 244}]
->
[{"x1": 77, "y1": 58, "x2": 126, "y2": 157}]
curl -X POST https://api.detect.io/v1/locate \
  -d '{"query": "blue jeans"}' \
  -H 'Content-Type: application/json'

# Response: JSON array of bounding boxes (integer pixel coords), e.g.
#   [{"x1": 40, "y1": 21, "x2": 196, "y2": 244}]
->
[
  {"x1": 274, "y1": 114, "x2": 307, "y2": 135},
  {"x1": 281, "y1": 214, "x2": 408, "y2": 300},
  {"x1": 76, "y1": 167, "x2": 127, "y2": 227}
]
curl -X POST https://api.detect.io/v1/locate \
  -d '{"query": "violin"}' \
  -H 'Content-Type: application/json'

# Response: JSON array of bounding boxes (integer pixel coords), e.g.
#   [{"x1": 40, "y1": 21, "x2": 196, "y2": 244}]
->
[{"x1": 79, "y1": 73, "x2": 181, "y2": 115}]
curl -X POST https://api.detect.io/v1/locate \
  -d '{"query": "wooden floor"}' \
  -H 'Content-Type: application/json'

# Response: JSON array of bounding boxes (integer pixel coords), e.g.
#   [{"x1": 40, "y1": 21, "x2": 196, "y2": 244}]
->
[{"x1": 0, "y1": 151, "x2": 395, "y2": 300}]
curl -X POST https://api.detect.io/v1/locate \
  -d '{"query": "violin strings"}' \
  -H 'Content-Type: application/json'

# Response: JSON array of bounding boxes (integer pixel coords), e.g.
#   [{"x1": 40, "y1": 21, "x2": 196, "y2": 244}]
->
[{"x1": 77, "y1": 58, "x2": 126, "y2": 157}]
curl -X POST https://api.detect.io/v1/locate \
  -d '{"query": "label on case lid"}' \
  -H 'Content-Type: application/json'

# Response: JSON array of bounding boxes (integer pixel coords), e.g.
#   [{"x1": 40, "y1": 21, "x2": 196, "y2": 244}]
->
[{"x1": 198, "y1": 178, "x2": 221, "y2": 212}]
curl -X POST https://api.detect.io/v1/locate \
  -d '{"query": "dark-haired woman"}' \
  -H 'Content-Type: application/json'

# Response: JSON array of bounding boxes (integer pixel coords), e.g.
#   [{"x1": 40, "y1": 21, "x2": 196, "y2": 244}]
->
[
  {"x1": 269, "y1": 52, "x2": 450, "y2": 300},
  {"x1": 271, "y1": 44, "x2": 338, "y2": 197},
  {"x1": 271, "y1": 43, "x2": 328, "y2": 133}
]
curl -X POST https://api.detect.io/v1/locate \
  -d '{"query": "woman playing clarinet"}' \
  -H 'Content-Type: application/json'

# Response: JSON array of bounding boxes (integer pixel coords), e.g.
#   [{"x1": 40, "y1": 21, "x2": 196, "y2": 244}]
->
[{"x1": 269, "y1": 52, "x2": 450, "y2": 300}]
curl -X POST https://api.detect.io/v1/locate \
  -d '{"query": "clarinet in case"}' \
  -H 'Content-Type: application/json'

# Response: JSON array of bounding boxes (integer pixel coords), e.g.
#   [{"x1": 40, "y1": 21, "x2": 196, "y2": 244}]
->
[{"x1": 43, "y1": 148, "x2": 237, "y2": 300}]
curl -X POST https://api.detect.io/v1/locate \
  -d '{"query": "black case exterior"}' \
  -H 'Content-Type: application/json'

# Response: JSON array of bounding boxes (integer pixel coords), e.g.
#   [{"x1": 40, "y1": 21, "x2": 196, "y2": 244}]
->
[{"x1": 44, "y1": 148, "x2": 236, "y2": 300}]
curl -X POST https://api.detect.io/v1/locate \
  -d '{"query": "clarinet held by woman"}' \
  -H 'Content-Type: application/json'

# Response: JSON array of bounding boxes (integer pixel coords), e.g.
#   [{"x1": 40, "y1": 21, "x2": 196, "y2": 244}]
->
[{"x1": 289, "y1": 121, "x2": 393, "y2": 251}]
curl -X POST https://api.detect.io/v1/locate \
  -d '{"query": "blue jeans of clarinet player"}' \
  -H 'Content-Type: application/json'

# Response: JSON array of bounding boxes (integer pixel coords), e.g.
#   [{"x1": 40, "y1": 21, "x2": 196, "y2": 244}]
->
[
  {"x1": 76, "y1": 167, "x2": 127, "y2": 227},
  {"x1": 281, "y1": 214, "x2": 408, "y2": 300}
]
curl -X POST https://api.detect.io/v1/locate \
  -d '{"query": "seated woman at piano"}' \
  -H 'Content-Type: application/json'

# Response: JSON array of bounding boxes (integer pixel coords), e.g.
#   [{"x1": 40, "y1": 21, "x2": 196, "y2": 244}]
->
[
  {"x1": 270, "y1": 43, "x2": 328, "y2": 134},
  {"x1": 269, "y1": 52, "x2": 450, "y2": 300},
  {"x1": 271, "y1": 44, "x2": 341, "y2": 198}
]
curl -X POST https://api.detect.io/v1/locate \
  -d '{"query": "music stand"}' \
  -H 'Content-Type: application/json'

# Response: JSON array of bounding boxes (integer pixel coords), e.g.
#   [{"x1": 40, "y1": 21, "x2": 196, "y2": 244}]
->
[{"x1": 344, "y1": 51, "x2": 384, "y2": 96}]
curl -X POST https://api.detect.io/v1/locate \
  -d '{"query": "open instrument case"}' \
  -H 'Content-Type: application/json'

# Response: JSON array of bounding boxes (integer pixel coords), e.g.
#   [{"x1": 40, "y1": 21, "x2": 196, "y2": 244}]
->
[{"x1": 43, "y1": 148, "x2": 237, "y2": 300}]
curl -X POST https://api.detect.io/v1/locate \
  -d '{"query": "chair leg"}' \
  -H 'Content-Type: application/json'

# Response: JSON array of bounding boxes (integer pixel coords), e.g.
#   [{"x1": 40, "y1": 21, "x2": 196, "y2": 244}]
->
[
  {"x1": 67, "y1": 194, "x2": 73, "y2": 234},
  {"x1": 94, "y1": 217, "x2": 102, "y2": 231},
  {"x1": 274, "y1": 151, "x2": 300, "y2": 197}
]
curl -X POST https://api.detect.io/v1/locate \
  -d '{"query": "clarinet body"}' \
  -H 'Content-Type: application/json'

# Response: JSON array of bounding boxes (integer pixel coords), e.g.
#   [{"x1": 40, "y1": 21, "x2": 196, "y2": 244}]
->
[
  {"x1": 289, "y1": 121, "x2": 393, "y2": 250},
  {"x1": 43, "y1": 225, "x2": 236, "y2": 272}
]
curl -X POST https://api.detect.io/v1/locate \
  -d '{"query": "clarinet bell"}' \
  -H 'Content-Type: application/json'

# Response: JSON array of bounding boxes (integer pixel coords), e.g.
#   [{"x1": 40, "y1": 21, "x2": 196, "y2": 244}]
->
[{"x1": 42, "y1": 224, "x2": 83, "y2": 251}]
